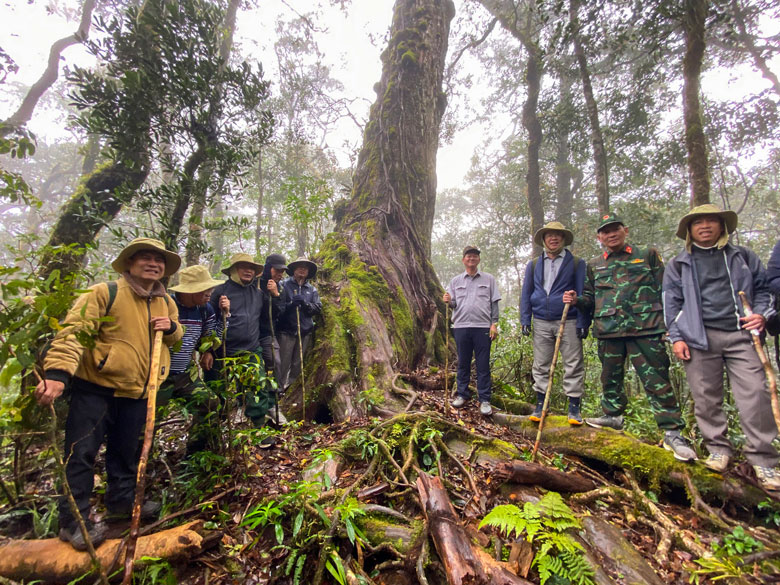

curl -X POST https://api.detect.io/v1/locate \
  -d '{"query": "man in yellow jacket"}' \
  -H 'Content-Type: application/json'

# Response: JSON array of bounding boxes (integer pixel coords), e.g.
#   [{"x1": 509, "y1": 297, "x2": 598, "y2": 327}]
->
[{"x1": 35, "y1": 238, "x2": 183, "y2": 550}]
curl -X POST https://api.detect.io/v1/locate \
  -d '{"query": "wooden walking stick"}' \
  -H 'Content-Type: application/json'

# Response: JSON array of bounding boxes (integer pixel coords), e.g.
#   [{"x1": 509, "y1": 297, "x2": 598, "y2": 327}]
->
[
  {"x1": 445, "y1": 303, "x2": 450, "y2": 417},
  {"x1": 296, "y1": 306, "x2": 306, "y2": 421},
  {"x1": 738, "y1": 291, "x2": 780, "y2": 433},
  {"x1": 121, "y1": 329, "x2": 164, "y2": 585},
  {"x1": 531, "y1": 302, "x2": 571, "y2": 462}
]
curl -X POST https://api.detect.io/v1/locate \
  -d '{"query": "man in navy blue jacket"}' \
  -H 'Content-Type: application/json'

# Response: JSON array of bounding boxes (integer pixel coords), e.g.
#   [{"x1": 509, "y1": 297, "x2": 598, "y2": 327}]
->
[{"x1": 521, "y1": 222, "x2": 590, "y2": 424}]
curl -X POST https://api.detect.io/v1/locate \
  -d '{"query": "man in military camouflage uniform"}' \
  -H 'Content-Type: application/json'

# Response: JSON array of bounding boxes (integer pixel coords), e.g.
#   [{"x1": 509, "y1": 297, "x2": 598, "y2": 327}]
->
[{"x1": 563, "y1": 213, "x2": 697, "y2": 461}]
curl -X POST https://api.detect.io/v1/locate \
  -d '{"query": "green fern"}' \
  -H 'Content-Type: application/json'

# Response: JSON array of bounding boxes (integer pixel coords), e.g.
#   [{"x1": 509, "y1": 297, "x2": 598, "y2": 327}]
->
[{"x1": 479, "y1": 492, "x2": 595, "y2": 585}]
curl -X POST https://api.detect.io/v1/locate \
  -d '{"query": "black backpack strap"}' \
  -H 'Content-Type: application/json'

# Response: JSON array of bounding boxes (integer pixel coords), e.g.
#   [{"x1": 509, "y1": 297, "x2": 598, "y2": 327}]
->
[{"x1": 105, "y1": 281, "x2": 118, "y2": 316}]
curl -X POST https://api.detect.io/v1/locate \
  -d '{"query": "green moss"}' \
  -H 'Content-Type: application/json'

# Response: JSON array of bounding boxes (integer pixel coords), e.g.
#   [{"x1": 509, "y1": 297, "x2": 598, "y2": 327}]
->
[
  {"x1": 358, "y1": 516, "x2": 423, "y2": 554},
  {"x1": 401, "y1": 50, "x2": 418, "y2": 66}
]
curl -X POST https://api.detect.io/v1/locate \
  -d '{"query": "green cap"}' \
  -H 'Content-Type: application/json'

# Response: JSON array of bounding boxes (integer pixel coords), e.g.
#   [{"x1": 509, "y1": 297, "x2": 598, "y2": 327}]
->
[{"x1": 596, "y1": 213, "x2": 624, "y2": 232}]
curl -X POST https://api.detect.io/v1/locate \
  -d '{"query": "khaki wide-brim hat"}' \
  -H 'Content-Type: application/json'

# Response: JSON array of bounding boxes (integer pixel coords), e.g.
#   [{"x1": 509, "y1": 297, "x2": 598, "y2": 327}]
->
[
  {"x1": 221, "y1": 253, "x2": 263, "y2": 276},
  {"x1": 169, "y1": 265, "x2": 223, "y2": 293},
  {"x1": 533, "y1": 221, "x2": 574, "y2": 248},
  {"x1": 676, "y1": 204, "x2": 738, "y2": 240},
  {"x1": 287, "y1": 257, "x2": 318, "y2": 279},
  {"x1": 111, "y1": 237, "x2": 181, "y2": 277}
]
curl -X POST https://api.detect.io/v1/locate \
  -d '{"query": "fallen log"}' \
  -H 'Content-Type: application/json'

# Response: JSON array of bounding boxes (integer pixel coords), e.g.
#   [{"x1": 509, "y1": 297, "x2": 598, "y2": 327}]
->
[
  {"x1": 496, "y1": 460, "x2": 597, "y2": 493},
  {"x1": 416, "y1": 472, "x2": 533, "y2": 585},
  {"x1": 492, "y1": 412, "x2": 772, "y2": 507},
  {"x1": 0, "y1": 521, "x2": 212, "y2": 583}
]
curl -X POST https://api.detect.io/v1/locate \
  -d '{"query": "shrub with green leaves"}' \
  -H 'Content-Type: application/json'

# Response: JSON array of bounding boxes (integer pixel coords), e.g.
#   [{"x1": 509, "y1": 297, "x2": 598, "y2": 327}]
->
[{"x1": 479, "y1": 492, "x2": 595, "y2": 585}]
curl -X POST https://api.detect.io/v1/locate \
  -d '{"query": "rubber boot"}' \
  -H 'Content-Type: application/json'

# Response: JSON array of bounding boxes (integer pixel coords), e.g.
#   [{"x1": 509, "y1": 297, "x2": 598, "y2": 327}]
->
[
  {"x1": 567, "y1": 396, "x2": 583, "y2": 426},
  {"x1": 528, "y1": 393, "x2": 545, "y2": 422}
]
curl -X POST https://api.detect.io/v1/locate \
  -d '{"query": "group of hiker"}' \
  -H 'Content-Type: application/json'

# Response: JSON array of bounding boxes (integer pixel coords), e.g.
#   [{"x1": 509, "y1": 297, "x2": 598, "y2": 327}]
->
[
  {"x1": 27, "y1": 202, "x2": 780, "y2": 551},
  {"x1": 34, "y1": 240, "x2": 320, "y2": 550},
  {"x1": 445, "y1": 204, "x2": 780, "y2": 493}
]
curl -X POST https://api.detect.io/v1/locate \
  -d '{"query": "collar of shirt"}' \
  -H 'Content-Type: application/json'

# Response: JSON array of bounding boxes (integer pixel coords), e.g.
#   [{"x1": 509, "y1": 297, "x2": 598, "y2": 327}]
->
[
  {"x1": 462, "y1": 270, "x2": 482, "y2": 279},
  {"x1": 603, "y1": 244, "x2": 632, "y2": 260}
]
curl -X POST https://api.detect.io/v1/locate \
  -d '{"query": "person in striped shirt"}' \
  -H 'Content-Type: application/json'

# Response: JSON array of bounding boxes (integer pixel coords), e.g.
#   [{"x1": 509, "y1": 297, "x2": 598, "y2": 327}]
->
[{"x1": 158, "y1": 265, "x2": 224, "y2": 455}]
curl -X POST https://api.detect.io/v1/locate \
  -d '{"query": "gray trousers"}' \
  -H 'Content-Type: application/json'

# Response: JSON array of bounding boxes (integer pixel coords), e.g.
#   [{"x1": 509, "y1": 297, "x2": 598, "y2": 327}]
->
[
  {"x1": 685, "y1": 328, "x2": 779, "y2": 467},
  {"x1": 531, "y1": 318, "x2": 584, "y2": 398},
  {"x1": 278, "y1": 331, "x2": 313, "y2": 390}
]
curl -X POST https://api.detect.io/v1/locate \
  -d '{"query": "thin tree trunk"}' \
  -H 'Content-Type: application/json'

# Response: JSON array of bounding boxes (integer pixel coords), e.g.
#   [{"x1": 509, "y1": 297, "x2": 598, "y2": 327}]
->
[
  {"x1": 570, "y1": 0, "x2": 609, "y2": 215},
  {"x1": 682, "y1": 0, "x2": 711, "y2": 207},
  {"x1": 1, "y1": 0, "x2": 97, "y2": 135},
  {"x1": 555, "y1": 69, "x2": 574, "y2": 225},
  {"x1": 254, "y1": 148, "x2": 264, "y2": 255},
  {"x1": 209, "y1": 199, "x2": 225, "y2": 275},
  {"x1": 521, "y1": 28, "x2": 545, "y2": 255},
  {"x1": 729, "y1": 0, "x2": 780, "y2": 98},
  {"x1": 185, "y1": 165, "x2": 210, "y2": 266}
]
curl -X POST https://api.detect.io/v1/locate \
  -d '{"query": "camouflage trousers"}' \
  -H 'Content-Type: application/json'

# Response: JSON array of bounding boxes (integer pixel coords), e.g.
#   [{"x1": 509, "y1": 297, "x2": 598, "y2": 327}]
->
[{"x1": 597, "y1": 335, "x2": 683, "y2": 431}]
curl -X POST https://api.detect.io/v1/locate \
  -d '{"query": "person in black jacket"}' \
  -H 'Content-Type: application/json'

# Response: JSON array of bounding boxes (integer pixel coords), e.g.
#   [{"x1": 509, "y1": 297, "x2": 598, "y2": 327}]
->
[
  {"x1": 207, "y1": 253, "x2": 273, "y2": 428},
  {"x1": 520, "y1": 222, "x2": 590, "y2": 425},
  {"x1": 768, "y1": 239, "x2": 780, "y2": 296},
  {"x1": 277, "y1": 257, "x2": 322, "y2": 392}
]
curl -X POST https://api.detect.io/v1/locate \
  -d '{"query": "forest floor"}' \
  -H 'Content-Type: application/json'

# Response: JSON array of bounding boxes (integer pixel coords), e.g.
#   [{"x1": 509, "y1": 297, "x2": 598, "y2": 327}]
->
[{"x1": 2, "y1": 368, "x2": 780, "y2": 584}]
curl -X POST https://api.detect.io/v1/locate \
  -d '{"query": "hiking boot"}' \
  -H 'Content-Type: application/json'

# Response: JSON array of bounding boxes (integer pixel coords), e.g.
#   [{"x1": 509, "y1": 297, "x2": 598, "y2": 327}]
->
[
  {"x1": 703, "y1": 452, "x2": 730, "y2": 473},
  {"x1": 585, "y1": 414, "x2": 623, "y2": 430},
  {"x1": 59, "y1": 521, "x2": 107, "y2": 551},
  {"x1": 567, "y1": 397, "x2": 583, "y2": 426},
  {"x1": 663, "y1": 431, "x2": 698, "y2": 462},
  {"x1": 528, "y1": 393, "x2": 545, "y2": 422},
  {"x1": 479, "y1": 402, "x2": 493, "y2": 416},
  {"x1": 451, "y1": 395, "x2": 468, "y2": 409},
  {"x1": 754, "y1": 465, "x2": 780, "y2": 491},
  {"x1": 106, "y1": 500, "x2": 161, "y2": 524}
]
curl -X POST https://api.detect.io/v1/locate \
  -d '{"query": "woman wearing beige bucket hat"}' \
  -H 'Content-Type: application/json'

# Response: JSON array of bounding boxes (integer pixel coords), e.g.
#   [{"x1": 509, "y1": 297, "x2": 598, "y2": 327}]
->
[
  {"x1": 159, "y1": 266, "x2": 225, "y2": 454},
  {"x1": 33, "y1": 237, "x2": 183, "y2": 550}
]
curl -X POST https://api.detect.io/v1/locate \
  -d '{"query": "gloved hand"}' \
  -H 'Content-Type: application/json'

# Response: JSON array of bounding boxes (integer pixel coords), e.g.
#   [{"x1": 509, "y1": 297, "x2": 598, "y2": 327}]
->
[
  {"x1": 291, "y1": 294, "x2": 305, "y2": 307},
  {"x1": 577, "y1": 327, "x2": 588, "y2": 340},
  {"x1": 521, "y1": 325, "x2": 531, "y2": 336}
]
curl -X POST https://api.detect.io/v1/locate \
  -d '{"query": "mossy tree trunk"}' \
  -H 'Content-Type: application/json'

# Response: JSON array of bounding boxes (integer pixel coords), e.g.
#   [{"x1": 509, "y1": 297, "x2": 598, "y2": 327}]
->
[{"x1": 300, "y1": 0, "x2": 455, "y2": 422}]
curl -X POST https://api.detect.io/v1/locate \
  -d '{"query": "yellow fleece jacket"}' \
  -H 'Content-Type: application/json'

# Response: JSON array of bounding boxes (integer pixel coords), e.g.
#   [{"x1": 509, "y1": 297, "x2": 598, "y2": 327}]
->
[{"x1": 44, "y1": 277, "x2": 183, "y2": 399}]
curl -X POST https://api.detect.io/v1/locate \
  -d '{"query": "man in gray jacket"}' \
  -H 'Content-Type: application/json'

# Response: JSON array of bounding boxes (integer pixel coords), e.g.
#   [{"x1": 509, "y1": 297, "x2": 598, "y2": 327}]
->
[{"x1": 662, "y1": 204, "x2": 779, "y2": 491}]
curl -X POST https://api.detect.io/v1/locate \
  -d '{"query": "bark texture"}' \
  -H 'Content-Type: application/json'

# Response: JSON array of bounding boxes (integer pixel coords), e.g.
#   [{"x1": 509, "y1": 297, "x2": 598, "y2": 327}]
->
[
  {"x1": 298, "y1": 0, "x2": 454, "y2": 422},
  {"x1": 682, "y1": 0, "x2": 711, "y2": 207}
]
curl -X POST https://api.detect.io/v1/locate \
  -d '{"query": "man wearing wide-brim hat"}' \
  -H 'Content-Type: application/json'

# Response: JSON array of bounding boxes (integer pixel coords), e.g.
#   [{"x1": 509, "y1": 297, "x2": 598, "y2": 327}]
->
[
  {"x1": 34, "y1": 237, "x2": 183, "y2": 550},
  {"x1": 206, "y1": 253, "x2": 275, "y2": 428},
  {"x1": 663, "y1": 204, "x2": 780, "y2": 490},
  {"x1": 521, "y1": 222, "x2": 590, "y2": 425},
  {"x1": 159, "y1": 265, "x2": 224, "y2": 454},
  {"x1": 563, "y1": 213, "x2": 697, "y2": 462},
  {"x1": 277, "y1": 257, "x2": 322, "y2": 393}
]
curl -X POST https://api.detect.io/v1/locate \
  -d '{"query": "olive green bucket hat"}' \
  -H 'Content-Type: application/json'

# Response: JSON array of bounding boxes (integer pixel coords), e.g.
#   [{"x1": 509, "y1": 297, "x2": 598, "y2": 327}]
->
[
  {"x1": 533, "y1": 221, "x2": 574, "y2": 247},
  {"x1": 676, "y1": 204, "x2": 738, "y2": 240},
  {"x1": 221, "y1": 253, "x2": 263, "y2": 276},
  {"x1": 287, "y1": 257, "x2": 318, "y2": 279},
  {"x1": 169, "y1": 265, "x2": 223, "y2": 293},
  {"x1": 111, "y1": 237, "x2": 181, "y2": 277}
]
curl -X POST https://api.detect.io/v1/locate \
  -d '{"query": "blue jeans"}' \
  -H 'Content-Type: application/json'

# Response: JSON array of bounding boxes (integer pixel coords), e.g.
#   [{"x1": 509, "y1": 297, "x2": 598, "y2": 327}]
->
[{"x1": 454, "y1": 327, "x2": 493, "y2": 402}]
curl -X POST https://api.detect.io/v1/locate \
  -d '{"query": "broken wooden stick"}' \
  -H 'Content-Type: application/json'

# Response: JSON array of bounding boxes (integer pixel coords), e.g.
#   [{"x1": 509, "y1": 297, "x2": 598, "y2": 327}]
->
[
  {"x1": 416, "y1": 472, "x2": 533, "y2": 585},
  {"x1": 496, "y1": 460, "x2": 596, "y2": 493}
]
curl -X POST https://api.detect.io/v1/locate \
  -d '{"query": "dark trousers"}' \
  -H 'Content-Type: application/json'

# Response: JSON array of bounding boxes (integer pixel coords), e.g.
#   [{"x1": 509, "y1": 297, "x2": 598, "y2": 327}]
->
[
  {"x1": 454, "y1": 327, "x2": 493, "y2": 402},
  {"x1": 59, "y1": 379, "x2": 146, "y2": 529}
]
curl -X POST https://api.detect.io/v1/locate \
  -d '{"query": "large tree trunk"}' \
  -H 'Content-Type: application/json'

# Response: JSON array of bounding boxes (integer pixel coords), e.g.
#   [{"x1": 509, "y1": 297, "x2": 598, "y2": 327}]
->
[
  {"x1": 682, "y1": 0, "x2": 711, "y2": 207},
  {"x1": 296, "y1": 0, "x2": 454, "y2": 422},
  {"x1": 554, "y1": 69, "x2": 574, "y2": 225},
  {"x1": 570, "y1": 0, "x2": 609, "y2": 215},
  {"x1": 1, "y1": 0, "x2": 97, "y2": 136},
  {"x1": 39, "y1": 157, "x2": 151, "y2": 279}
]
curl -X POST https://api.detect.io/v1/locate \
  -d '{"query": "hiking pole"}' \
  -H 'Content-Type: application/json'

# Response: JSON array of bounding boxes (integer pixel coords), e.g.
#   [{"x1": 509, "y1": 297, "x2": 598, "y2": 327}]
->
[
  {"x1": 531, "y1": 302, "x2": 571, "y2": 462},
  {"x1": 738, "y1": 291, "x2": 780, "y2": 433},
  {"x1": 122, "y1": 329, "x2": 164, "y2": 585},
  {"x1": 445, "y1": 304, "x2": 450, "y2": 417},
  {"x1": 296, "y1": 306, "x2": 306, "y2": 421}
]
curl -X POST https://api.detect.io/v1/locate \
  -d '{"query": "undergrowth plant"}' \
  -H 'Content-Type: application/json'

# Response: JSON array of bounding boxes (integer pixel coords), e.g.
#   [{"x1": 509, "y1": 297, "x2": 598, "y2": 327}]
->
[{"x1": 479, "y1": 492, "x2": 595, "y2": 585}]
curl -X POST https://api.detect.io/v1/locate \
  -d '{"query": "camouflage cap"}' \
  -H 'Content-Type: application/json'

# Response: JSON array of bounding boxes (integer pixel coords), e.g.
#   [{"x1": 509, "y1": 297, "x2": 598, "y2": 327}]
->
[
  {"x1": 462, "y1": 245, "x2": 481, "y2": 256},
  {"x1": 596, "y1": 212, "x2": 625, "y2": 232}
]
